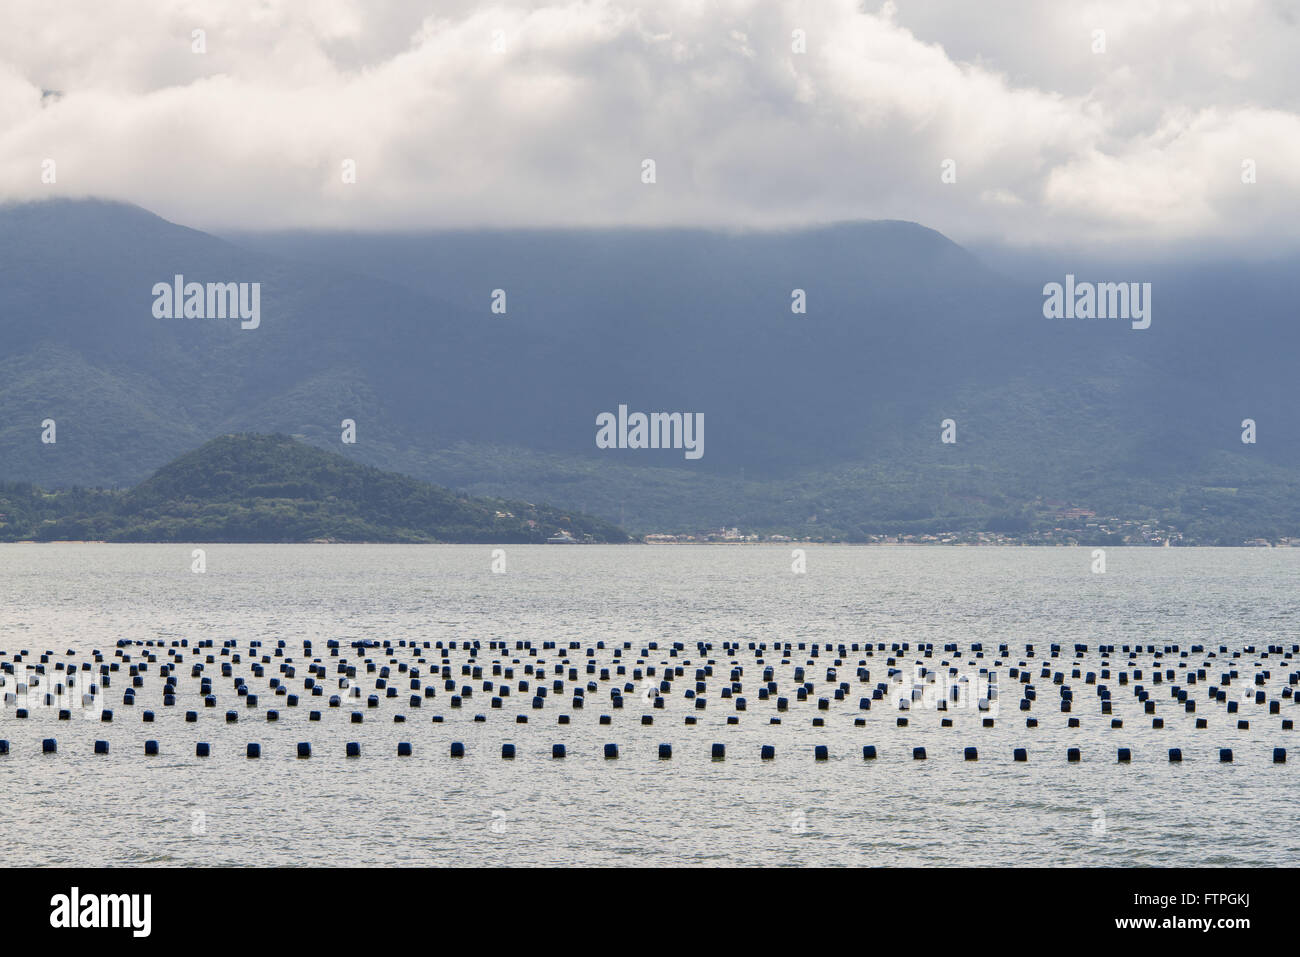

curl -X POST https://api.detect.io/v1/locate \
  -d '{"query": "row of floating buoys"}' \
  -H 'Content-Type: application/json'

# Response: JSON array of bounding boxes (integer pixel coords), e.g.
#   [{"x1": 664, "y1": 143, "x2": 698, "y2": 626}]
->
[
  {"x1": 32, "y1": 739, "x2": 1286, "y2": 762},
  {"x1": 5, "y1": 739, "x2": 403, "y2": 756},
  {"x1": 3, "y1": 703, "x2": 1290, "y2": 730},
  {"x1": 8, "y1": 738, "x2": 1286, "y2": 761}
]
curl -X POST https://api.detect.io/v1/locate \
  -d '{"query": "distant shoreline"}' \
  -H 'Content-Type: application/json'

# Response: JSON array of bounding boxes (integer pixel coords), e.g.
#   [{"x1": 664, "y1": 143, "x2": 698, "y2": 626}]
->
[{"x1": 3, "y1": 539, "x2": 1297, "y2": 547}]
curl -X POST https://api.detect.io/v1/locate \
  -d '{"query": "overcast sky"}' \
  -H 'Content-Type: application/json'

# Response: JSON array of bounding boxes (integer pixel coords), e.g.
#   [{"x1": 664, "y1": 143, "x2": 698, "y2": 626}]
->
[{"x1": 2, "y1": 0, "x2": 1297, "y2": 252}]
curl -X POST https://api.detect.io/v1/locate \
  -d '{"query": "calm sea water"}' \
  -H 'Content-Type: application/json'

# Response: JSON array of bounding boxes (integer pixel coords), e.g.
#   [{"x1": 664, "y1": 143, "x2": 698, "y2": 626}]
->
[{"x1": 0, "y1": 544, "x2": 1296, "y2": 867}]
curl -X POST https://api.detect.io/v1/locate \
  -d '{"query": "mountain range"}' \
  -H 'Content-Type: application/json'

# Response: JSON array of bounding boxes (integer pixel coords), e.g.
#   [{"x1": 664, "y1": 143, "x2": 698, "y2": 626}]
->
[{"x1": 2, "y1": 197, "x2": 1298, "y2": 542}]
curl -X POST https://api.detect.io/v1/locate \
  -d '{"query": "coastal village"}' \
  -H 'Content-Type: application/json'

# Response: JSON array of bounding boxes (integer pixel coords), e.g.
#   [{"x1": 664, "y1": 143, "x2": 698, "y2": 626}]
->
[{"x1": 641, "y1": 514, "x2": 1298, "y2": 547}]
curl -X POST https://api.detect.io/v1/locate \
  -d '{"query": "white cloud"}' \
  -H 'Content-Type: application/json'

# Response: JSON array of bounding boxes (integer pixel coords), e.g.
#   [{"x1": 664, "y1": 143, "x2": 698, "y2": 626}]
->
[{"x1": 0, "y1": 0, "x2": 1296, "y2": 249}]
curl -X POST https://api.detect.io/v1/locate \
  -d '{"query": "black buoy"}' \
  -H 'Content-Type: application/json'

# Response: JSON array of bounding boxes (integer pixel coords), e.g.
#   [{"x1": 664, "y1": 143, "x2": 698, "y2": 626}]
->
[
  {"x1": 196, "y1": 742, "x2": 210, "y2": 757},
  {"x1": 862, "y1": 745, "x2": 877, "y2": 760},
  {"x1": 603, "y1": 743, "x2": 618, "y2": 759},
  {"x1": 964, "y1": 746, "x2": 977, "y2": 761},
  {"x1": 346, "y1": 742, "x2": 361, "y2": 757},
  {"x1": 1219, "y1": 748, "x2": 1233, "y2": 763},
  {"x1": 1168, "y1": 748, "x2": 1182, "y2": 762},
  {"x1": 1067, "y1": 747, "x2": 1081, "y2": 762},
  {"x1": 144, "y1": 740, "x2": 158, "y2": 755},
  {"x1": 450, "y1": 741, "x2": 465, "y2": 756},
  {"x1": 397, "y1": 742, "x2": 412, "y2": 756},
  {"x1": 1117, "y1": 747, "x2": 1132, "y2": 762},
  {"x1": 711, "y1": 743, "x2": 725, "y2": 759},
  {"x1": 94, "y1": 740, "x2": 109, "y2": 755},
  {"x1": 246, "y1": 742, "x2": 260, "y2": 758},
  {"x1": 552, "y1": 743, "x2": 566, "y2": 758},
  {"x1": 760, "y1": 745, "x2": 776, "y2": 760},
  {"x1": 1013, "y1": 747, "x2": 1027, "y2": 761},
  {"x1": 41, "y1": 738, "x2": 56, "y2": 754},
  {"x1": 658, "y1": 743, "x2": 672, "y2": 759},
  {"x1": 913, "y1": 747, "x2": 926, "y2": 760},
  {"x1": 297, "y1": 742, "x2": 311, "y2": 758},
  {"x1": 501, "y1": 743, "x2": 516, "y2": 758},
  {"x1": 1273, "y1": 747, "x2": 1286, "y2": 763},
  {"x1": 814, "y1": 745, "x2": 829, "y2": 761}
]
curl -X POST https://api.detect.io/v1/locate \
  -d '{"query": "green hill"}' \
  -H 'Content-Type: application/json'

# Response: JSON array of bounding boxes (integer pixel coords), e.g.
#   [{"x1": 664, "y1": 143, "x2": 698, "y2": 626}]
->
[{"x1": 0, "y1": 434, "x2": 629, "y2": 543}]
